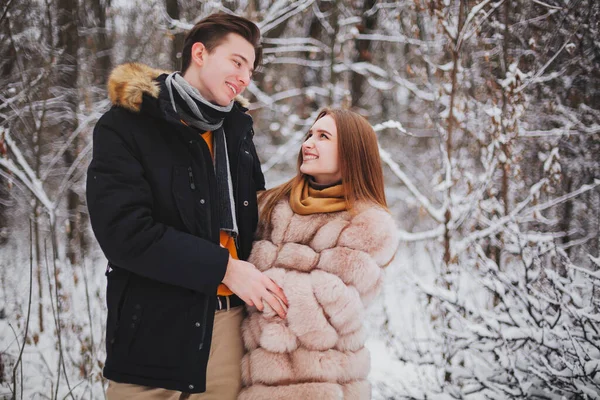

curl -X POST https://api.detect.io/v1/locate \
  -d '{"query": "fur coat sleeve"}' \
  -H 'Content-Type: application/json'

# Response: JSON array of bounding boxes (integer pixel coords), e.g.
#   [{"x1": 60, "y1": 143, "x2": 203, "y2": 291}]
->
[{"x1": 239, "y1": 200, "x2": 399, "y2": 400}]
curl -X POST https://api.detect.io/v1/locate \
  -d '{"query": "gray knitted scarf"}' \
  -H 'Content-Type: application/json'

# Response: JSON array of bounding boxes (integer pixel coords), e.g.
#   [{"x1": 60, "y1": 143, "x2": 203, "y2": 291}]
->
[{"x1": 165, "y1": 72, "x2": 238, "y2": 238}]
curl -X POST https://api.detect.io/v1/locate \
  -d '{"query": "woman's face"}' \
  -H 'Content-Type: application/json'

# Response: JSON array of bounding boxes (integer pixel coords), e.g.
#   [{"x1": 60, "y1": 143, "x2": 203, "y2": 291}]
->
[{"x1": 300, "y1": 115, "x2": 342, "y2": 185}]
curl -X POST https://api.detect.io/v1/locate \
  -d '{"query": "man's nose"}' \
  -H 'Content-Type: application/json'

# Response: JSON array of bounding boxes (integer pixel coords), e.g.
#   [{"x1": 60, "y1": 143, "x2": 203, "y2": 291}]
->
[{"x1": 238, "y1": 69, "x2": 251, "y2": 86}]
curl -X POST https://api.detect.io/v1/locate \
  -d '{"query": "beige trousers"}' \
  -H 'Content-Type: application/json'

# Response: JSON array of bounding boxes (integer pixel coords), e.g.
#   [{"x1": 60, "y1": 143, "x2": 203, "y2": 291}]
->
[{"x1": 106, "y1": 306, "x2": 244, "y2": 400}]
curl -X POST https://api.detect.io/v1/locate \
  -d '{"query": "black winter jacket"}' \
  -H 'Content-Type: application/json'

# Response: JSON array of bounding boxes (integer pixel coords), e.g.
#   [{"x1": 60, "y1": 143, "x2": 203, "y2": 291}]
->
[{"x1": 86, "y1": 63, "x2": 265, "y2": 392}]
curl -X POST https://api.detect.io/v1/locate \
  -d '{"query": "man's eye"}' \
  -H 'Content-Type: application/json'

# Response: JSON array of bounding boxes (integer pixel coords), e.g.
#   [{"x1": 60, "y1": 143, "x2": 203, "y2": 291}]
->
[{"x1": 234, "y1": 61, "x2": 241, "y2": 67}]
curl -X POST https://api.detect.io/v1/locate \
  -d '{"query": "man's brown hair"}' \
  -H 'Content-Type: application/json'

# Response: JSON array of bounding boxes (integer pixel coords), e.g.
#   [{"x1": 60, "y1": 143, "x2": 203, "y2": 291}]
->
[{"x1": 180, "y1": 13, "x2": 262, "y2": 73}]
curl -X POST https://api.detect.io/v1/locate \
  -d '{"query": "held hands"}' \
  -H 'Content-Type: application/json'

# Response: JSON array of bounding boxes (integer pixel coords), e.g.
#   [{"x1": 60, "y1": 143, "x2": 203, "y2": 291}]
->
[{"x1": 222, "y1": 256, "x2": 288, "y2": 319}]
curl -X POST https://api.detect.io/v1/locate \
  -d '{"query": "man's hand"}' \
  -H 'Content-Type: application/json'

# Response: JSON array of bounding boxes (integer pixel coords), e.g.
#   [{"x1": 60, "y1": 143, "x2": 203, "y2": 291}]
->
[{"x1": 222, "y1": 256, "x2": 288, "y2": 318}]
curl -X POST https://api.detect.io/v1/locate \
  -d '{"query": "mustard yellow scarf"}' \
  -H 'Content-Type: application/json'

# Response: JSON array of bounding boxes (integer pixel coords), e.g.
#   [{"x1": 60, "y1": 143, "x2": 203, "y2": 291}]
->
[{"x1": 289, "y1": 178, "x2": 347, "y2": 215}]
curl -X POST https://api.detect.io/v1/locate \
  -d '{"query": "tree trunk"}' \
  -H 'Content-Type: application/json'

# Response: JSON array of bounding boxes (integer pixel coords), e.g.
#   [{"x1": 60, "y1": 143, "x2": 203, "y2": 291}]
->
[
  {"x1": 443, "y1": 0, "x2": 466, "y2": 266},
  {"x1": 166, "y1": 0, "x2": 185, "y2": 71},
  {"x1": 89, "y1": 0, "x2": 112, "y2": 86},
  {"x1": 351, "y1": 0, "x2": 377, "y2": 110},
  {"x1": 0, "y1": 4, "x2": 18, "y2": 242},
  {"x1": 56, "y1": 0, "x2": 81, "y2": 266},
  {"x1": 328, "y1": 0, "x2": 341, "y2": 106}
]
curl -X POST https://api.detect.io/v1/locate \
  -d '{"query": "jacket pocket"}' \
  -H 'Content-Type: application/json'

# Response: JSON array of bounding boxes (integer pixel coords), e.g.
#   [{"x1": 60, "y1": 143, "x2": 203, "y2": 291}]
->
[
  {"x1": 172, "y1": 165, "x2": 197, "y2": 235},
  {"x1": 120, "y1": 280, "x2": 200, "y2": 369},
  {"x1": 105, "y1": 266, "x2": 131, "y2": 356},
  {"x1": 172, "y1": 164, "x2": 213, "y2": 239}
]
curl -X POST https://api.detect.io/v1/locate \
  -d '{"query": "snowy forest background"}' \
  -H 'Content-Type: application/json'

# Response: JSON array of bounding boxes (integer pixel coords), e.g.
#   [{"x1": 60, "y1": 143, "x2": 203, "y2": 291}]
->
[{"x1": 1, "y1": 0, "x2": 599, "y2": 398}]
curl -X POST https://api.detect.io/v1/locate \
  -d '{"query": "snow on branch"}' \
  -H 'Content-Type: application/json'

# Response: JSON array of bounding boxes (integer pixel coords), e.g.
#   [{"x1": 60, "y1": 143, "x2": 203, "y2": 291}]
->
[
  {"x1": 263, "y1": 45, "x2": 325, "y2": 54},
  {"x1": 261, "y1": 130, "x2": 305, "y2": 173},
  {"x1": 354, "y1": 33, "x2": 439, "y2": 47},
  {"x1": 0, "y1": 157, "x2": 45, "y2": 206},
  {"x1": 258, "y1": 0, "x2": 315, "y2": 35},
  {"x1": 452, "y1": 179, "x2": 549, "y2": 254},
  {"x1": 263, "y1": 58, "x2": 329, "y2": 68},
  {"x1": 519, "y1": 128, "x2": 578, "y2": 137},
  {"x1": 453, "y1": 179, "x2": 600, "y2": 256},
  {"x1": 456, "y1": 0, "x2": 504, "y2": 50},
  {"x1": 334, "y1": 62, "x2": 435, "y2": 102},
  {"x1": 162, "y1": 1, "x2": 316, "y2": 38},
  {"x1": 0, "y1": 159, "x2": 53, "y2": 219},
  {"x1": 525, "y1": 179, "x2": 600, "y2": 214},
  {"x1": 1, "y1": 129, "x2": 54, "y2": 214},
  {"x1": 41, "y1": 100, "x2": 109, "y2": 182},
  {"x1": 531, "y1": 0, "x2": 564, "y2": 10},
  {"x1": 373, "y1": 120, "x2": 420, "y2": 137},
  {"x1": 247, "y1": 83, "x2": 329, "y2": 111},
  {"x1": 515, "y1": 39, "x2": 571, "y2": 94},
  {"x1": 397, "y1": 225, "x2": 445, "y2": 242},
  {"x1": 555, "y1": 104, "x2": 600, "y2": 135},
  {"x1": 54, "y1": 141, "x2": 93, "y2": 204},
  {"x1": 379, "y1": 147, "x2": 445, "y2": 223},
  {"x1": 262, "y1": 37, "x2": 330, "y2": 53},
  {"x1": 162, "y1": 10, "x2": 193, "y2": 31},
  {"x1": 567, "y1": 262, "x2": 600, "y2": 280}
]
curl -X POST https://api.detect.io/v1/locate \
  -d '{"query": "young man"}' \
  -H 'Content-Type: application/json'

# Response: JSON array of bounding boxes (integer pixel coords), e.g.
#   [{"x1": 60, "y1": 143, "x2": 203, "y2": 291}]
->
[{"x1": 86, "y1": 13, "x2": 287, "y2": 399}]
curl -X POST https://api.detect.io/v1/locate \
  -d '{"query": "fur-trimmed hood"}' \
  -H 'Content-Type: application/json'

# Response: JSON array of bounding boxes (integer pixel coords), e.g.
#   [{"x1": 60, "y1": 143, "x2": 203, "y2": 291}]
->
[
  {"x1": 239, "y1": 199, "x2": 399, "y2": 400},
  {"x1": 107, "y1": 62, "x2": 251, "y2": 113}
]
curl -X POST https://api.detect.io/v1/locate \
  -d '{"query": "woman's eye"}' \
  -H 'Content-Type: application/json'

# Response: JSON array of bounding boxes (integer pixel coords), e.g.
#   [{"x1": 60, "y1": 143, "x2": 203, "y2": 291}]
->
[{"x1": 320, "y1": 133, "x2": 328, "y2": 139}]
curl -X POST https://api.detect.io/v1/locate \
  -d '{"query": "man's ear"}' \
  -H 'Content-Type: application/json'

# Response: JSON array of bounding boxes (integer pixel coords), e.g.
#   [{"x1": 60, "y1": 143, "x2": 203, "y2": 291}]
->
[{"x1": 191, "y1": 42, "x2": 206, "y2": 67}]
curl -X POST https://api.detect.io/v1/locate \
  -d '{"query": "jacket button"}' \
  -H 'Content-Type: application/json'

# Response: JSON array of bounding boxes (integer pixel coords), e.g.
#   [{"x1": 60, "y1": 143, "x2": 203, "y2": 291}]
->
[
  {"x1": 200, "y1": 199, "x2": 205, "y2": 205},
  {"x1": 243, "y1": 200, "x2": 249, "y2": 206},
  {"x1": 244, "y1": 150, "x2": 250, "y2": 154},
  {"x1": 189, "y1": 384, "x2": 194, "y2": 390},
  {"x1": 132, "y1": 315, "x2": 138, "y2": 320},
  {"x1": 195, "y1": 322, "x2": 201, "y2": 327},
  {"x1": 135, "y1": 304, "x2": 141, "y2": 310}
]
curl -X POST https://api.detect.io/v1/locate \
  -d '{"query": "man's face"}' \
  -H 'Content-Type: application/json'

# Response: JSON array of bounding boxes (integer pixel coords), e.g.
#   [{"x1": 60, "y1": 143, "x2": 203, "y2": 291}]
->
[{"x1": 184, "y1": 33, "x2": 255, "y2": 106}]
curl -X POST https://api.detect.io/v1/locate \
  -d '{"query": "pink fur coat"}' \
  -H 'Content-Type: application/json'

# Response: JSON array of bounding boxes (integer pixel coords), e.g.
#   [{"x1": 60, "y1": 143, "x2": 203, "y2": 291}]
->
[{"x1": 239, "y1": 199, "x2": 399, "y2": 400}]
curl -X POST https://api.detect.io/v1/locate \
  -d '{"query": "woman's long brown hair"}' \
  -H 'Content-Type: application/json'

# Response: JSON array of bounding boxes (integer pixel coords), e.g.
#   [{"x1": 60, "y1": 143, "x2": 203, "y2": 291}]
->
[{"x1": 259, "y1": 108, "x2": 387, "y2": 228}]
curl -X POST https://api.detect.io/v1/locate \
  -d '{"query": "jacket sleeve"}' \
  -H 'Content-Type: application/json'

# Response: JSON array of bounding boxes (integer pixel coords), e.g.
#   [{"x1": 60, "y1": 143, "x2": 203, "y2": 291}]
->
[
  {"x1": 337, "y1": 206, "x2": 399, "y2": 268},
  {"x1": 86, "y1": 111, "x2": 230, "y2": 294}
]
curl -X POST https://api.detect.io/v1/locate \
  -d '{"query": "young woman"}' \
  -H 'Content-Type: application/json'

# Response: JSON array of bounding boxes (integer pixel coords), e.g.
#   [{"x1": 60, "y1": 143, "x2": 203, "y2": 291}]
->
[{"x1": 239, "y1": 108, "x2": 399, "y2": 400}]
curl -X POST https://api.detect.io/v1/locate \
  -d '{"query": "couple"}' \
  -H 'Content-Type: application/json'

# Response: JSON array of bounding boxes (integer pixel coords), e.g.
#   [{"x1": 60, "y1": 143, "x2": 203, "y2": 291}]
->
[{"x1": 86, "y1": 13, "x2": 398, "y2": 400}]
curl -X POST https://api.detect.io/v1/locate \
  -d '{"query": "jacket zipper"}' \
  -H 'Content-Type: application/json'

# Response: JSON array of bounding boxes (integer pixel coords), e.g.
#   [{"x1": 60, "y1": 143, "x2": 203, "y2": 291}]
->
[
  {"x1": 233, "y1": 130, "x2": 251, "y2": 253},
  {"x1": 192, "y1": 141, "x2": 217, "y2": 242}
]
